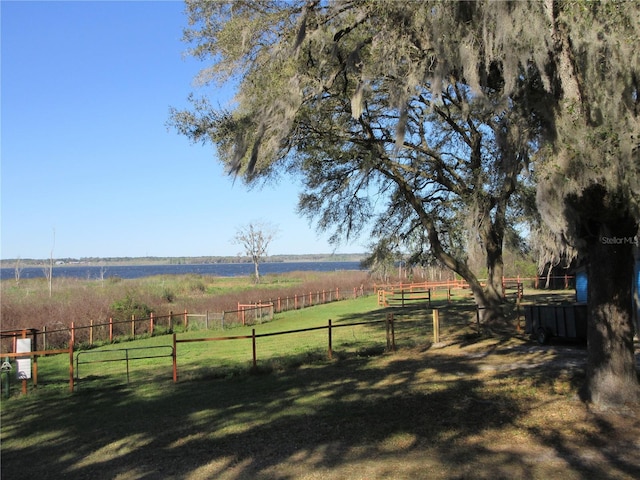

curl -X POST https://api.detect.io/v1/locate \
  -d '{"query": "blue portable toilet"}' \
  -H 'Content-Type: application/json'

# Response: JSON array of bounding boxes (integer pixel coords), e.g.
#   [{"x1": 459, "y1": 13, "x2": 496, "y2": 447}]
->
[
  {"x1": 575, "y1": 267, "x2": 587, "y2": 303},
  {"x1": 575, "y1": 246, "x2": 640, "y2": 336}
]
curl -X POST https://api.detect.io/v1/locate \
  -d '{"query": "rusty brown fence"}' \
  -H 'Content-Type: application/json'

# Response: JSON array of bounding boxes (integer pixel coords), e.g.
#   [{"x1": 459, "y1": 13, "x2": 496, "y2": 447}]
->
[{"x1": 0, "y1": 285, "x2": 370, "y2": 354}]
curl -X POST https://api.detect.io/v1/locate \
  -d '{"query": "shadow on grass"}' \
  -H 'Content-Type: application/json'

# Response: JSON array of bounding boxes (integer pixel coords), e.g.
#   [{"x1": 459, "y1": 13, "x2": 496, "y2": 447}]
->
[{"x1": 3, "y1": 333, "x2": 639, "y2": 480}]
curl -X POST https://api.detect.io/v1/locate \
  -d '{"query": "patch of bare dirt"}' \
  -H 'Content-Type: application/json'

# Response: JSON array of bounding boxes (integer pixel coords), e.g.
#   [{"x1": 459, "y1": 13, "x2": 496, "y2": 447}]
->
[{"x1": 422, "y1": 333, "x2": 640, "y2": 479}]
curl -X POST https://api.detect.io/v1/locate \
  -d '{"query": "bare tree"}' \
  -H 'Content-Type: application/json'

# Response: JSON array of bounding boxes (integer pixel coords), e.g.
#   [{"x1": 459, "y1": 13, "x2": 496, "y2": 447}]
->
[
  {"x1": 232, "y1": 222, "x2": 278, "y2": 283},
  {"x1": 42, "y1": 228, "x2": 56, "y2": 297},
  {"x1": 99, "y1": 263, "x2": 108, "y2": 287},
  {"x1": 14, "y1": 257, "x2": 23, "y2": 284}
]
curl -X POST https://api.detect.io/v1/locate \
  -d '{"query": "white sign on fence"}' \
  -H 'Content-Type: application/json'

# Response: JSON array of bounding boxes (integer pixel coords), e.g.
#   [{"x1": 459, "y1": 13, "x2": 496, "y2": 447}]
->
[{"x1": 16, "y1": 338, "x2": 31, "y2": 380}]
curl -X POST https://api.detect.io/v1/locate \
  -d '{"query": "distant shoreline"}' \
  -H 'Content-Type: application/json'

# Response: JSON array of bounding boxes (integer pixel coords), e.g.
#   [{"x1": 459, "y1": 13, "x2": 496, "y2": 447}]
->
[{"x1": 0, "y1": 253, "x2": 367, "y2": 268}]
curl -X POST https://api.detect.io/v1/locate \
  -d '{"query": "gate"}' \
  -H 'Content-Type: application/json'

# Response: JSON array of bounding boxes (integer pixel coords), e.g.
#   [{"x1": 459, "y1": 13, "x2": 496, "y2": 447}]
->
[{"x1": 75, "y1": 346, "x2": 174, "y2": 386}]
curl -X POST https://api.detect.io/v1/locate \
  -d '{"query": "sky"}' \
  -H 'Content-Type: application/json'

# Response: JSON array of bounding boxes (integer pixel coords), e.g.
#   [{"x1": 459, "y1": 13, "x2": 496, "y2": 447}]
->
[{"x1": 0, "y1": 1, "x2": 366, "y2": 260}]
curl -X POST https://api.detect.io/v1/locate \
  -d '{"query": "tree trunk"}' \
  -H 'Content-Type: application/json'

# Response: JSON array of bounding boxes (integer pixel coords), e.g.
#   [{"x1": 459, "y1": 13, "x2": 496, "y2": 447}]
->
[
  {"x1": 468, "y1": 279, "x2": 505, "y2": 326},
  {"x1": 584, "y1": 206, "x2": 640, "y2": 407},
  {"x1": 545, "y1": 264, "x2": 552, "y2": 289},
  {"x1": 484, "y1": 229, "x2": 506, "y2": 305},
  {"x1": 429, "y1": 227, "x2": 505, "y2": 325},
  {"x1": 253, "y1": 257, "x2": 260, "y2": 283},
  {"x1": 404, "y1": 182, "x2": 508, "y2": 327},
  {"x1": 477, "y1": 208, "x2": 507, "y2": 323}
]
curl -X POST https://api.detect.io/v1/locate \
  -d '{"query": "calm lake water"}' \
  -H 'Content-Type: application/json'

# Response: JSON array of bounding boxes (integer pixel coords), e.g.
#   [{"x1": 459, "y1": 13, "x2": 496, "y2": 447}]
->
[{"x1": 0, "y1": 261, "x2": 364, "y2": 281}]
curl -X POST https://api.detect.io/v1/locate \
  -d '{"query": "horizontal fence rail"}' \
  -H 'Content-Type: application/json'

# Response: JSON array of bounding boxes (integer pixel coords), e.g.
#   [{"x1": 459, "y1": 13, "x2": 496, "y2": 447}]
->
[
  {"x1": 374, "y1": 275, "x2": 575, "y2": 295},
  {"x1": 1, "y1": 344, "x2": 75, "y2": 394},
  {"x1": 376, "y1": 276, "x2": 566, "y2": 307},
  {"x1": 76, "y1": 345, "x2": 175, "y2": 386},
  {"x1": 172, "y1": 315, "x2": 398, "y2": 382}
]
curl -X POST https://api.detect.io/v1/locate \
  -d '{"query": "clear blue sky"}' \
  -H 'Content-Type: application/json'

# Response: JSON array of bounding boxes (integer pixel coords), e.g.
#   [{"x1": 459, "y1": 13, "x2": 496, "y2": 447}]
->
[{"x1": 1, "y1": 1, "x2": 365, "y2": 260}]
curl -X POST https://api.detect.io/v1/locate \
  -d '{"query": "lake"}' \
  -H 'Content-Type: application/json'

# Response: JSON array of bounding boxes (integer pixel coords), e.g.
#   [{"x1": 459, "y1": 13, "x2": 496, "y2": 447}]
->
[{"x1": 0, "y1": 261, "x2": 365, "y2": 281}]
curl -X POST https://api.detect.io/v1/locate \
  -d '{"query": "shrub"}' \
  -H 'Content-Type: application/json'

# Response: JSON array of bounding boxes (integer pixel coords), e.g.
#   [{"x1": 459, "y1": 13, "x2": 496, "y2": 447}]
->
[
  {"x1": 162, "y1": 288, "x2": 176, "y2": 303},
  {"x1": 109, "y1": 293, "x2": 153, "y2": 322}
]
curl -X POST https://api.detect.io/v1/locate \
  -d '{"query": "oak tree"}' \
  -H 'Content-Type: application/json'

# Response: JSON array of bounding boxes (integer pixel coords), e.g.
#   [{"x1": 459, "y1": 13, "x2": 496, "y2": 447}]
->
[
  {"x1": 170, "y1": 0, "x2": 536, "y2": 324},
  {"x1": 171, "y1": 0, "x2": 640, "y2": 407}
]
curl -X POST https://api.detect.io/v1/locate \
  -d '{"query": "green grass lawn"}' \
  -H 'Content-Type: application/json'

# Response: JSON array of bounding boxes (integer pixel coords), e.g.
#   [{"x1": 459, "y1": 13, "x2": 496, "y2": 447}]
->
[
  {"x1": 1, "y1": 291, "x2": 471, "y2": 402},
  {"x1": 16, "y1": 294, "x2": 475, "y2": 393}
]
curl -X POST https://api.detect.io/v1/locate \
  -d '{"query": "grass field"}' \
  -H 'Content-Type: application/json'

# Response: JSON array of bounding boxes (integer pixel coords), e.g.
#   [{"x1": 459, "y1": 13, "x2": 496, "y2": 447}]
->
[{"x1": 2, "y1": 290, "x2": 639, "y2": 480}]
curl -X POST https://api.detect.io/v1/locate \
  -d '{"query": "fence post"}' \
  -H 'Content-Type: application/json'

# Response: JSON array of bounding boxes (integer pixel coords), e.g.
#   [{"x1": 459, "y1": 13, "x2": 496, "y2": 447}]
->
[
  {"x1": 131, "y1": 315, "x2": 135, "y2": 338},
  {"x1": 109, "y1": 317, "x2": 113, "y2": 342},
  {"x1": 19, "y1": 330, "x2": 27, "y2": 395},
  {"x1": 89, "y1": 319, "x2": 94, "y2": 345},
  {"x1": 390, "y1": 314, "x2": 396, "y2": 351},
  {"x1": 184, "y1": 310, "x2": 188, "y2": 329},
  {"x1": 433, "y1": 309, "x2": 440, "y2": 344},
  {"x1": 43, "y1": 325, "x2": 47, "y2": 351},
  {"x1": 169, "y1": 311, "x2": 173, "y2": 332},
  {"x1": 252, "y1": 329, "x2": 257, "y2": 369},
  {"x1": 172, "y1": 333, "x2": 177, "y2": 383},
  {"x1": 150, "y1": 312, "x2": 154, "y2": 336},
  {"x1": 385, "y1": 314, "x2": 392, "y2": 351},
  {"x1": 69, "y1": 332, "x2": 74, "y2": 393},
  {"x1": 328, "y1": 319, "x2": 333, "y2": 359},
  {"x1": 125, "y1": 349, "x2": 130, "y2": 384},
  {"x1": 33, "y1": 334, "x2": 38, "y2": 390}
]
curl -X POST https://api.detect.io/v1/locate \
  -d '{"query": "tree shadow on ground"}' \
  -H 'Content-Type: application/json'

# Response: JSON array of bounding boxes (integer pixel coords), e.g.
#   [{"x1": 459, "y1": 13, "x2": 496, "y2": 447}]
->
[{"x1": 3, "y1": 332, "x2": 639, "y2": 480}]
